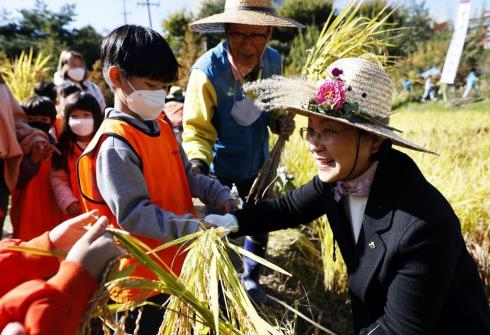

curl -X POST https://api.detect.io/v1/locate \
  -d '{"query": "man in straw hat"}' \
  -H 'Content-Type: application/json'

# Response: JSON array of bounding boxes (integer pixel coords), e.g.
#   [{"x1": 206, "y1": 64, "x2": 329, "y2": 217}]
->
[
  {"x1": 205, "y1": 57, "x2": 490, "y2": 333},
  {"x1": 183, "y1": 0, "x2": 303, "y2": 303}
]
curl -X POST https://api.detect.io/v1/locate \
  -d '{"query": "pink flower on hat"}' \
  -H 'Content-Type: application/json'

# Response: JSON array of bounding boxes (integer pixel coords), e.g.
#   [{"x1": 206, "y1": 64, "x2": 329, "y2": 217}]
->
[{"x1": 315, "y1": 80, "x2": 346, "y2": 109}]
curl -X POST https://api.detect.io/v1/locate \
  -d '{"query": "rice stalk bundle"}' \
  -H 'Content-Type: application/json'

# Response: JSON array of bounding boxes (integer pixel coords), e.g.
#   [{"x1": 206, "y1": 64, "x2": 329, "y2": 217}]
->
[
  {"x1": 160, "y1": 227, "x2": 290, "y2": 335},
  {"x1": 0, "y1": 48, "x2": 51, "y2": 101},
  {"x1": 75, "y1": 226, "x2": 290, "y2": 334}
]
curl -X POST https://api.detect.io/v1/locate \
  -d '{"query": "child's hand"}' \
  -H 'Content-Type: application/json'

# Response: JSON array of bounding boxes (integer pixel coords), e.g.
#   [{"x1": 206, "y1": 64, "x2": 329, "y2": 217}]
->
[
  {"x1": 30, "y1": 140, "x2": 59, "y2": 163},
  {"x1": 222, "y1": 199, "x2": 237, "y2": 213},
  {"x1": 65, "y1": 216, "x2": 120, "y2": 279},
  {"x1": 203, "y1": 214, "x2": 239, "y2": 233},
  {"x1": 48, "y1": 209, "x2": 99, "y2": 252},
  {"x1": 66, "y1": 201, "x2": 83, "y2": 215}
]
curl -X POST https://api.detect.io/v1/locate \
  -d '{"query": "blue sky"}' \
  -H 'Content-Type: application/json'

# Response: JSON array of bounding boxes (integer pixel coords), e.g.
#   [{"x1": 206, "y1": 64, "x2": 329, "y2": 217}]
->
[{"x1": 1, "y1": 0, "x2": 489, "y2": 35}]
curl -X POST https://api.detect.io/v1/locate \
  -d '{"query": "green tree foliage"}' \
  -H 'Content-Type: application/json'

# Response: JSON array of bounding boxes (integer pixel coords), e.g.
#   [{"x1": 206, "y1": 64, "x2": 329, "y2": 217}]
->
[
  {"x1": 283, "y1": 25, "x2": 320, "y2": 76},
  {"x1": 0, "y1": 0, "x2": 102, "y2": 74},
  {"x1": 162, "y1": 10, "x2": 193, "y2": 57},
  {"x1": 272, "y1": 0, "x2": 333, "y2": 59},
  {"x1": 356, "y1": 0, "x2": 432, "y2": 57}
]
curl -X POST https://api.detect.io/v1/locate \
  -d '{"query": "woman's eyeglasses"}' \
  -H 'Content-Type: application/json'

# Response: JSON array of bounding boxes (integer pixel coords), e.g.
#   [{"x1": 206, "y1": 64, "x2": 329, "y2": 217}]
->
[
  {"x1": 299, "y1": 126, "x2": 354, "y2": 142},
  {"x1": 228, "y1": 32, "x2": 269, "y2": 45}
]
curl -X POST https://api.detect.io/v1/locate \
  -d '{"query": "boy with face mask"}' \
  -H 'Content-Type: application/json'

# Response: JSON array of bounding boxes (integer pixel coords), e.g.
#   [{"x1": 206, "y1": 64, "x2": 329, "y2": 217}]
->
[
  {"x1": 76, "y1": 25, "x2": 235, "y2": 333},
  {"x1": 10, "y1": 96, "x2": 65, "y2": 241}
]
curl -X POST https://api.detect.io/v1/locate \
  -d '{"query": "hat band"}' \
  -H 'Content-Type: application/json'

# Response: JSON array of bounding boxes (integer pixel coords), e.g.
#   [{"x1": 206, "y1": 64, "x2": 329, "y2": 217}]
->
[{"x1": 225, "y1": 5, "x2": 275, "y2": 15}]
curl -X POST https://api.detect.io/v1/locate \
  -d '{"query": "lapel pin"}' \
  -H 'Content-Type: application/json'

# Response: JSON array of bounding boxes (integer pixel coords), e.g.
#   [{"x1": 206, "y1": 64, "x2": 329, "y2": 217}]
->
[{"x1": 368, "y1": 242, "x2": 376, "y2": 249}]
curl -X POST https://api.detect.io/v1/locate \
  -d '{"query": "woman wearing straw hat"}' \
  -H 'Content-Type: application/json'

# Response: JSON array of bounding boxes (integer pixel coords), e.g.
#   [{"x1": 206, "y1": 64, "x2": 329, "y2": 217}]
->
[
  {"x1": 182, "y1": 0, "x2": 303, "y2": 303},
  {"x1": 205, "y1": 57, "x2": 490, "y2": 334}
]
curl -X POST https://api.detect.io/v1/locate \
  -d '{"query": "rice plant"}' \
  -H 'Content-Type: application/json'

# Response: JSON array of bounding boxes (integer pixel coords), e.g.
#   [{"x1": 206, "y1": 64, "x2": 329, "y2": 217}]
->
[
  {"x1": 0, "y1": 48, "x2": 51, "y2": 101},
  {"x1": 77, "y1": 226, "x2": 291, "y2": 334}
]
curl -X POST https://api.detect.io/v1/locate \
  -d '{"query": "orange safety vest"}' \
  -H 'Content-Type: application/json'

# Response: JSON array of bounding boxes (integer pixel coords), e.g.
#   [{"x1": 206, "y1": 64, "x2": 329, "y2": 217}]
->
[
  {"x1": 67, "y1": 143, "x2": 83, "y2": 209},
  {"x1": 11, "y1": 158, "x2": 67, "y2": 241},
  {"x1": 77, "y1": 116, "x2": 195, "y2": 301}
]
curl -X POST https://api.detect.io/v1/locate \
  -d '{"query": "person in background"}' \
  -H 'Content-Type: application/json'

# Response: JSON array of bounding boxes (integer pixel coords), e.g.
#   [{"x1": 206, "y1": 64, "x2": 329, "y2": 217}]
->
[
  {"x1": 77, "y1": 24, "x2": 234, "y2": 334},
  {"x1": 205, "y1": 58, "x2": 490, "y2": 334},
  {"x1": 422, "y1": 75, "x2": 437, "y2": 101},
  {"x1": 183, "y1": 0, "x2": 302, "y2": 303},
  {"x1": 462, "y1": 67, "x2": 480, "y2": 99},
  {"x1": 164, "y1": 86, "x2": 185, "y2": 143},
  {"x1": 0, "y1": 210, "x2": 120, "y2": 335},
  {"x1": 10, "y1": 96, "x2": 64, "y2": 241},
  {"x1": 51, "y1": 83, "x2": 82, "y2": 141},
  {"x1": 54, "y1": 50, "x2": 106, "y2": 112},
  {"x1": 34, "y1": 80, "x2": 57, "y2": 103},
  {"x1": 0, "y1": 74, "x2": 52, "y2": 238},
  {"x1": 51, "y1": 92, "x2": 103, "y2": 217}
]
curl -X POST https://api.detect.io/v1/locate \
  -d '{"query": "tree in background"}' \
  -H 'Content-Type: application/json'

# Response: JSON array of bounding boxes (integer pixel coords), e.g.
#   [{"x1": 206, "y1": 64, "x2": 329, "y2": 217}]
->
[
  {"x1": 272, "y1": 0, "x2": 334, "y2": 68},
  {"x1": 283, "y1": 25, "x2": 320, "y2": 75},
  {"x1": 356, "y1": 0, "x2": 432, "y2": 58},
  {"x1": 0, "y1": 0, "x2": 102, "y2": 75},
  {"x1": 162, "y1": 10, "x2": 193, "y2": 58}
]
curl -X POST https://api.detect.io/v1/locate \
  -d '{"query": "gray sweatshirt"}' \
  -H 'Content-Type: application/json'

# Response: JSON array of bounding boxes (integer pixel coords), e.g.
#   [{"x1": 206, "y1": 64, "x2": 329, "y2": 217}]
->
[{"x1": 96, "y1": 108, "x2": 231, "y2": 242}]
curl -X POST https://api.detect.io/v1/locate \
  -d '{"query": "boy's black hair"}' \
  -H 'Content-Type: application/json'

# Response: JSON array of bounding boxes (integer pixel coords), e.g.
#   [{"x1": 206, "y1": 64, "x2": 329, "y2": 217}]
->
[
  {"x1": 34, "y1": 81, "x2": 57, "y2": 102},
  {"x1": 21, "y1": 96, "x2": 57, "y2": 123},
  {"x1": 101, "y1": 25, "x2": 179, "y2": 86},
  {"x1": 57, "y1": 82, "x2": 82, "y2": 98},
  {"x1": 53, "y1": 91, "x2": 103, "y2": 172}
]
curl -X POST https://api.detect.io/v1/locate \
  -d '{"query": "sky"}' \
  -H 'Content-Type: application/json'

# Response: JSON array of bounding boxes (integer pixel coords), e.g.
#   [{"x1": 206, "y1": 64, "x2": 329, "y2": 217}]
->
[{"x1": 1, "y1": 0, "x2": 489, "y2": 35}]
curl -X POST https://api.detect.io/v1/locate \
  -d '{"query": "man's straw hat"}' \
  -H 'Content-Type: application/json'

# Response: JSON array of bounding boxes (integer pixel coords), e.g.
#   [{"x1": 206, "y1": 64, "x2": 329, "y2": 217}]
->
[
  {"x1": 190, "y1": 0, "x2": 304, "y2": 33},
  {"x1": 244, "y1": 57, "x2": 435, "y2": 154}
]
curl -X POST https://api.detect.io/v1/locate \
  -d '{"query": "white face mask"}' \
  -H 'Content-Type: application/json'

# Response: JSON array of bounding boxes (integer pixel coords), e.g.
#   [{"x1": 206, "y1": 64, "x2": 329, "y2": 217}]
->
[
  {"x1": 67, "y1": 67, "x2": 85, "y2": 82},
  {"x1": 125, "y1": 80, "x2": 167, "y2": 120},
  {"x1": 230, "y1": 96, "x2": 262, "y2": 126},
  {"x1": 69, "y1": 118, "x2": 94, "y2": 137}
]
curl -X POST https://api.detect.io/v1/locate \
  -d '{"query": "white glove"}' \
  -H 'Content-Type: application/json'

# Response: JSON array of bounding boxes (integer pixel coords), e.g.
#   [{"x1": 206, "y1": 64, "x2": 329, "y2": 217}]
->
[{"x1": 204, "y1": 213, "x2": 239, "y2": 233}]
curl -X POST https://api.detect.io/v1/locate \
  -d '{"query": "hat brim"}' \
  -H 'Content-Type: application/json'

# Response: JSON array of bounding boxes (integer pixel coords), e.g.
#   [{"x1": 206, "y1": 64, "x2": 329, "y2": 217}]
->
[
  {"x1": 190, "y1": 10, "x2": 305, "y2": 33},
  {"x1": 287, "y1": 106, "x2": 436, "y2": 155}
]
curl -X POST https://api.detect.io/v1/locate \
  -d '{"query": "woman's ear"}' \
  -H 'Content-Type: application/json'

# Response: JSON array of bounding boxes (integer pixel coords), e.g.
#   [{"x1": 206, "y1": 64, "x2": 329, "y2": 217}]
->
[
  {"x1": 369, "y1": 135, "x2": 384, "y2": 155},
  {"x1": 107, "y1": 66, "x2": 123, "y2": 89}
]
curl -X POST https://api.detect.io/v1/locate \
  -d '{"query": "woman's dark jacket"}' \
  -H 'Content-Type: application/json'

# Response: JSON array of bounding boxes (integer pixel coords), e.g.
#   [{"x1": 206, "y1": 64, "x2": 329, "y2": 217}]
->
[{"x1": 233, "y1": 148, "x2": 490, "y2": 334}]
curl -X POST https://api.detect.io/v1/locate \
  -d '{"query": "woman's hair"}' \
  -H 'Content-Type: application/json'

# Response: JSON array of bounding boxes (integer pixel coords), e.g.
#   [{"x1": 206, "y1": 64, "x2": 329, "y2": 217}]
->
[
  {"x1": 100, "y1": 25, "x2": 179, "y2": 87},
  {"x1": 52, "y1": 92, "x2": 103, "y2": 172},
  {"x1": 57, "y1": 50, "x2": 89, "y2": 84},
  {"x1": 21, "y1": 96, "x2": 57, "y2": 123}
]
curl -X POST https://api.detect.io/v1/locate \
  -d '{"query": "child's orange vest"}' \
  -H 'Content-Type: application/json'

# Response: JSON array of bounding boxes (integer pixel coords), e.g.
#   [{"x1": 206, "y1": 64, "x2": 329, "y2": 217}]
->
[
  {"x1": 11, "y1": 158, "x2": 67, "y2": 241},
  {"x1": 67, "y1": 143, "x2": 84, "y2": 208},
  {"x1": 77, "y1": 116, "x2": 195, "y2": 301}
]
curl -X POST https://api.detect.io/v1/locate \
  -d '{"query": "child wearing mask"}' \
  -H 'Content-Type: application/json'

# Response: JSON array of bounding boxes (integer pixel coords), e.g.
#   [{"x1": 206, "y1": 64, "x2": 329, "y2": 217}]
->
[
  {"x1": 76, "y1": 24, "x2": 234, "y2": 333},
  {"x1": 51, "y1": 83, "x2": 82, "y2": 141},
  {"x1": 10, "y1": 96, "x2": 65, "y2": 241},
  {"x1": 53, "y1": 50, "x2": 106, "y2": 112},
  {"x1": 51, "y1": 92, "x2": 103, "y2": 217}
]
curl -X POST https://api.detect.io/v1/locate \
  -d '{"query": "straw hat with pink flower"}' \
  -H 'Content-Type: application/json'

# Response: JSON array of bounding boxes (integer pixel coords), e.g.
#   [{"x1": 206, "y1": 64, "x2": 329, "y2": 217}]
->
[{"x1": 243, "y1": 57, "x2": 435, "y2": 154}]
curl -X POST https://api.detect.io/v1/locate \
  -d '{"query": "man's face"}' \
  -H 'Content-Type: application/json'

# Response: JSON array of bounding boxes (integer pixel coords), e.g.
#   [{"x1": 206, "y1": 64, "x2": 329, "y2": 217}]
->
[{"x1": 227, "y1": 24, "x2": 271, "y2": 76}]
